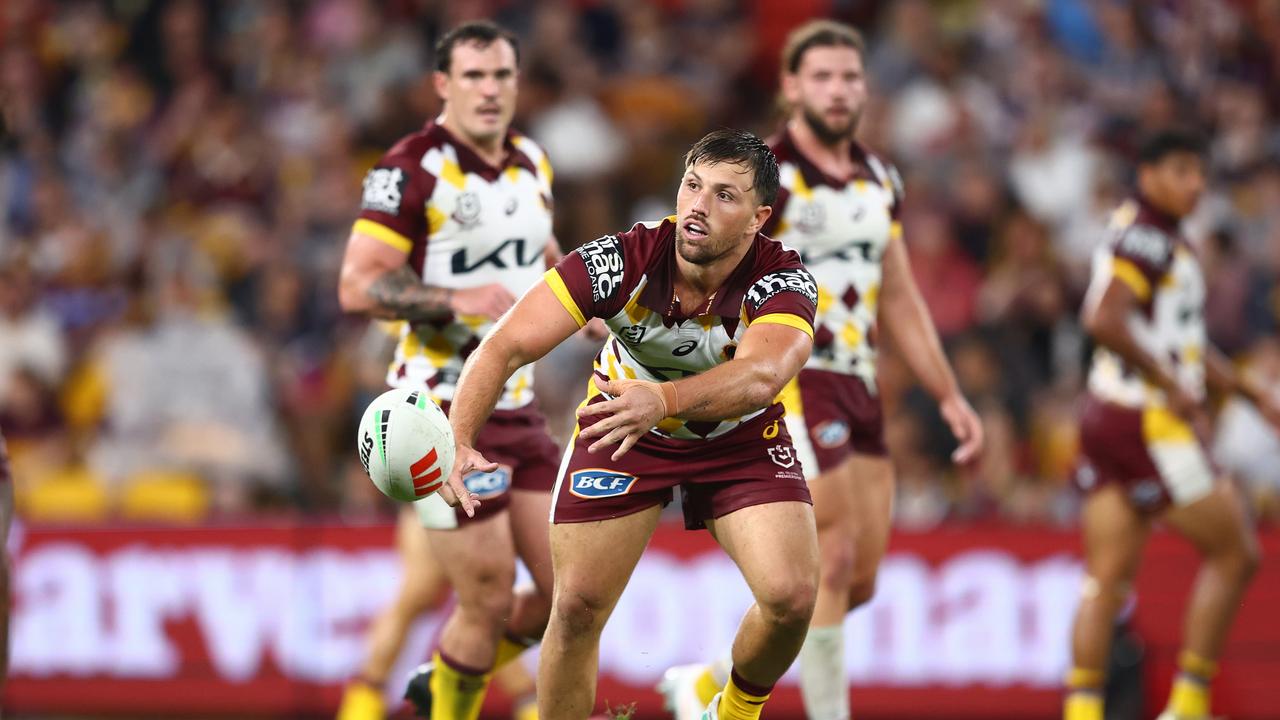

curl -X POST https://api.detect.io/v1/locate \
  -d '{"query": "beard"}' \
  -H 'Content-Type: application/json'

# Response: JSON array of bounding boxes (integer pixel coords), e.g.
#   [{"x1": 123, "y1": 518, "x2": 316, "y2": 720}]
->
[
  {"x1": 801, "y1": 104, "x2": 859, "y2": 146},
  {"x1": 676, "y1": 227, "x2": 734, "y2": 266}
]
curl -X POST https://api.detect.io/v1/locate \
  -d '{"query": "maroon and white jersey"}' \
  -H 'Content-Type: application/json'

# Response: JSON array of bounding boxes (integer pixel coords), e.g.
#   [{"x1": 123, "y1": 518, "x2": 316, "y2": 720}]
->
[
  {"x1": 1084, "y1": 198, "x2": 1207, "y2": 409},
  {"x1": 765, "y1": 129, "x2": 903, "y2": 389},
  {"x1": 353, "y1": 121, "x2": 554, "y2": 410},
  {"x1": 545, "y1": 217, "x2": 818, "y2": 440}
]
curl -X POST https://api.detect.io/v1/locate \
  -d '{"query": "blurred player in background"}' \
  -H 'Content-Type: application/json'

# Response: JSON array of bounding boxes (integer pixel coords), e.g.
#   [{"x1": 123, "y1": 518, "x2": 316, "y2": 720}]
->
[
  {"x1": 0, "y1": 431, "x2": 12, "y2": 688},
  {"x1": 662, "y1": 21, "x2": 983, "y2": 720},
  {"x1": 1066, "y1": 129, "x2": 1280, "y2": 720},
  {"x1": 337, "y1": 20, "x2": 565, "y2": 720},
  {"x1": 441, "y1": 129, "x2": 820, "y2": 720}
]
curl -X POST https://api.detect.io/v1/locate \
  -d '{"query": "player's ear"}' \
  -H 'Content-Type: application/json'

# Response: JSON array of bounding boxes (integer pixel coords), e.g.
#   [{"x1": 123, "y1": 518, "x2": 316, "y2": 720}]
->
[
  {"x1": 780, "y1": 72, "x2": 800, "y2": 105},
  {"x1": 749, "y1": 204, "x2": 772, "y2": 235},
  {"x1": 432, "y1": 71, "x2": 449, "y2": 101}
]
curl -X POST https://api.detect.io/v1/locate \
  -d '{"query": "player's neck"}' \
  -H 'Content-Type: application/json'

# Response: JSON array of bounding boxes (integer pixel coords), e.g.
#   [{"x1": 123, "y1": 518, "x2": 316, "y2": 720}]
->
[
  {"x1": 788, "y1": 116, "x2": 856, "y2": 179},
  {"x1": 674, "y1": 236, "x2": 754, "y2": 299},
  {"x1": 439, "y1": 114, "x2": 507, "y2": 167}
]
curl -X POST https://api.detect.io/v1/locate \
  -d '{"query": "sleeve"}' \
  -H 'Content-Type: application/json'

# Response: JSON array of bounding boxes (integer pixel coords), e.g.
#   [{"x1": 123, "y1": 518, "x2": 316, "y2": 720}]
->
[
  {"x1": 743, "y1": 261, "x2": 818, "y2": 337},
  {"x1": 543, "y1": 230, "x2": 632, "y2": 328},
  {"x1": 1110, "y1": 225, "x2": 1173, "y2": 302},
  {"x1": 352, "y1": 151, "x2": 434, "y2": 254}
]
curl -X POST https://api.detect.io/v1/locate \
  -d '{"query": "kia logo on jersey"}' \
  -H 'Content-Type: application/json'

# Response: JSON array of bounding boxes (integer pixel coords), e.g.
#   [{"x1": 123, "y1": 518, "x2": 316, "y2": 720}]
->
[{"x1": 569, "y1": 469, "x2": 638, "y2": 498}]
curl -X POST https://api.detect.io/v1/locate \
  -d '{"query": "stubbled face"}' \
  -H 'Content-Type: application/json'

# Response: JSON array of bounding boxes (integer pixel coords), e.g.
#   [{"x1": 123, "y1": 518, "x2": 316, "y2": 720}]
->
[
  {"x1": 675, "y1": 160, "x2": 770, "y2": 265},
  {"x1": 783, "y1": 44, "x2": 868, "y2": 145},
  {"x1": 1139, "y1": 151, "x2": 1205, "y2": 219},
  {"x1": 434, "y1": 39, "x2": 518, "y2": 145}
]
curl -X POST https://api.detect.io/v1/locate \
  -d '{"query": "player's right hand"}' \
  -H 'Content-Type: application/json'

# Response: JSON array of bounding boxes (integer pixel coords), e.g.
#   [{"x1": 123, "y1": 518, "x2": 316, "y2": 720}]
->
[
  {"x1": 437, "y1": 444, "x2": 497, "y2": 518},
  {"x1": 450, "y1": 283, "x2": 517, "y2": 320}
]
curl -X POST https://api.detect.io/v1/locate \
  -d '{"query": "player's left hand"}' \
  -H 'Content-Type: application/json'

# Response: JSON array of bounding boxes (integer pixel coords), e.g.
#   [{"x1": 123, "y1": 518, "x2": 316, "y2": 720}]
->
[
  {"x1": 576, "y1": 375, "x2": 668, "y2": 460},
  {"x1": 940, "y1": 392, "x2": 984, "y2": 464}
]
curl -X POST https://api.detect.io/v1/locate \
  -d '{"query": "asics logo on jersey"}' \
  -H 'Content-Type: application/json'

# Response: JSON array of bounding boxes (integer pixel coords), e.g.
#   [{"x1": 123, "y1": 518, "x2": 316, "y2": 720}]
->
[
  {"x1": 451, "y1": 238, "x2": 540, "y2": 274},
  {"x1": 569, "y1": 469, "x2": 637, "y2": 498},
  {"x1": 463, "y1": 467, "x2": 511, "y2": 499},
  {"x1": 746, "y1": 269, "x2": 819, "y2": 310},
  {"x1": 578, "y1": 235, "x2": 625, "y2": 303},
  {"x1": 361, "y1": 167, "x2": 405, "y2": 214},
  {"x1": 1117, "y1": 226, "x2": 1170, "y2": 266}
]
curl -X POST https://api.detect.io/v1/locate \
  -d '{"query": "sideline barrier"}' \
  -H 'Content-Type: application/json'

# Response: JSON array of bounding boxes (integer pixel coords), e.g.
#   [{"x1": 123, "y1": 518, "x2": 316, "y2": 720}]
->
[{"x1": 6, "y1": 522, "x2": 1279, "y2": 718}]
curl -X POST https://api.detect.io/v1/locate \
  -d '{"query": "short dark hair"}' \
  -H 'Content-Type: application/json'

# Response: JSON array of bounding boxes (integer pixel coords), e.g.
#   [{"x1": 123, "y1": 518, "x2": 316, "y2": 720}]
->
[
  {"x1": 684, "y1": 129, "x2": 780, "y2": 206},
  {"x1": 435, "y1": 21, "x2": 520, "y2": 74},
  {"x1": 782, "y1": 20, "x2": 866, "y2": 74},
  {"x1": 1137, "y1": 128, "x2": 1207, "y2": 167}
]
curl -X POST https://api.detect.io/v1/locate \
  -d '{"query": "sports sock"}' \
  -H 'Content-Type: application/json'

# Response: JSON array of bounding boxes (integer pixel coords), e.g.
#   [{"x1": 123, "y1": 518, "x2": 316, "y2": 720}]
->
[
  {"x1": 336, "y1": 678, "x2": 384, "y2": 720},
  {"x1": 1167, "y1": 650, "x2": 1216, "y2": 717},
  {"x1": 495, "y1": 631, "x2": 535, "y2": 668},
  {"x1": 693, "y1": 656, "x2": 730, "y2": 707},
  {"x1": 718, "y1": 668, "x2": 773, "y2": 720},
  {"x1": 1063, "y1": 667, "x2": 1104, "y2": 720},
  {"x1": 429, "y1": 650, "x2": 491, "y2": 720},
  {"x1": 512, "y1": 692, "x2": 538, "y2": 720},
  {"x1": 799, "y1": 625, "x2": 848, "y2": 720}
]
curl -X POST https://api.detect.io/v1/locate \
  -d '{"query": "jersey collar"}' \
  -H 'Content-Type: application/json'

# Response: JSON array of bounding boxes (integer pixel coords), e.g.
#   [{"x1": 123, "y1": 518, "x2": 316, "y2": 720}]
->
[
  {"x1": 774, "y1": 125, "x2": 878, "y2": 189},
  {"x1": 1134, "y1": 193, "x2": 1183, "y2": 234},
  {"x1": 637, "y1": 222, "x2": 761, "y2": 321},
  {"x1": 424, "y1": 120, "x2": 539, "y2": 182}
]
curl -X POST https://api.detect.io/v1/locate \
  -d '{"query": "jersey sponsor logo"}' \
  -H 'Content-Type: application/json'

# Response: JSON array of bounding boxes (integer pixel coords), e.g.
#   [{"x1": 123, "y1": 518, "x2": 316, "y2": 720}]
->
[
  {"x1": 746, "y1": 268, "x2": 819, "y2": 311},
  {"x1": 768, "y1": 444, "x2": 796, "y2": 468},
  {"x1": 452, "y1": 191, "x2": 483, "y2": 229},
  {"x1": 463, "y1": 465, "x2": 511, "y2": 499},
  {"x1": 569, "y1": 469, "x2": 637, "y2": 498},
  {"x1": 1116, "y1": 226, "x2": 1170, "y2": 267},
  {"x1": 1129, "y1": 478, "x2": 1165, "y2": 509},
  {"x1": 802, "y1": 239, "x2": 883, "y2": 265},
  {"x1": 451, "y1": 238, "x2": 540, "y2": 274},
  {"x1": 577, "y1": 235, "x2": 625, "y2": 303},
  {"x1": 361, "y1": 167, "x2": 406, "y2": 214},
  {"x1": 814, "y1": 419, "x2": 850, "y2": 448}
]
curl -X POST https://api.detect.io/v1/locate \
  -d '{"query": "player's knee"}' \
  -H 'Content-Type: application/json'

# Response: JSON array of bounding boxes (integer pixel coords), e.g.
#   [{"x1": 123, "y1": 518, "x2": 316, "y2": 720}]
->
[
  {"x1": 1228, "y1": 538, "x2": 1261, "y2": 586},
  {"x1": 817, "y1": 532, "x2": 857, "y2": 592},
  {"x1": 550, "y1": 587, "x2": 611, "y2": 638},
  {"x1": 846, "y1": 570, "x2": 878, "y2": 610},
  {"x1": 459, "y1": 566, "x2": 517, "y2": 626},
  {"x1": 757, "y1": 578, "x2": 818, "y2": 629}
]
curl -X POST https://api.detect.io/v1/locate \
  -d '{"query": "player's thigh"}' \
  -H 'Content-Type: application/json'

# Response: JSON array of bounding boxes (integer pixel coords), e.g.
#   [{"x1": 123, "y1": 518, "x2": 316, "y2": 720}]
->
[
  {"x1": 548, "y1": 505, "x2": 662, "y2": 622},
  {"x1": 508, "y1": 488, "x2": 554, "y2": 596},
  {"x1": 1081, "y1": 484, "x2": 1150, "y2": 585},
  {"x1": 1161, "y1": 478, "x2": 1258, "y2": 561},
  {"x1": 395, "y1": 505, "x2": 449, "y2": 610},
  {"x1": 426, "y1": 510, "x2": 517, "y2": 609},
  {"x1": 710, "y1": 500, "x2": 819, "y2": 608}
]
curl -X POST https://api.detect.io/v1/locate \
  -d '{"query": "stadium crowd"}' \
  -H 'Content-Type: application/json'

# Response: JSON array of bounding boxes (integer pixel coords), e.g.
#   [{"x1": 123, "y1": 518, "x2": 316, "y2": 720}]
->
[{"x1": 2, "y1": 0, "x2": 1279, "y2": 525}]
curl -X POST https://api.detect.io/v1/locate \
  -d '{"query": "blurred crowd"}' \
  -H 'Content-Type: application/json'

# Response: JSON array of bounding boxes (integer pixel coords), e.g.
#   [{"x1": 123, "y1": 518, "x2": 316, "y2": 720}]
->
[{"x1": 2, "y1": 0, "x2": 1279, "y2": 526}]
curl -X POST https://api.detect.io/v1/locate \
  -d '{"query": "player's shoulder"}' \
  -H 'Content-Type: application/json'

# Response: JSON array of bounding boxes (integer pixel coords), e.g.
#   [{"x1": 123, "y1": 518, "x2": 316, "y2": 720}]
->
[
  {"x1": 1109, "y1": 199, "x2": 1178, "y2": 268},
  {"x1": 378, "y1": 123, "x2": 448, "y2": 169},
  {"x1": 508, "y1": 131, "x2": 548, "y2": 167},
  {"x1": 856, "y1": 142, "x2": 904, "y2": 200},
  {"x1": 742, "y1": 233, "x2": 818, "y2": 310}
]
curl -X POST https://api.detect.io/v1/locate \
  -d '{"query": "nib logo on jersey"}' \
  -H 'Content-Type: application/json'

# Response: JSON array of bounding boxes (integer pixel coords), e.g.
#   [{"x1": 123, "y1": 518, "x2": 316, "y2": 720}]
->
[{"x1": 569, "y1": 469, "x2": 637, "y2": 498}]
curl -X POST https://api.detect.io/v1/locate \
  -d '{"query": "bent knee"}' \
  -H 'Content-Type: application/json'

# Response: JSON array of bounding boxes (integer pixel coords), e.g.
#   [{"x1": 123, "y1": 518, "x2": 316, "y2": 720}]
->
[
  {"x1": 758, "y1": 580, "x2": 818, "y2": 629},
  {"x1": 846, "y1": 571, "x2": 878, "y2": 609},
  {"x1": 551, "y1": 588, "x2": 613, "y2": 637},
  {"x1": 817, "y1": 532, "x2": 857, "y2": 591}
]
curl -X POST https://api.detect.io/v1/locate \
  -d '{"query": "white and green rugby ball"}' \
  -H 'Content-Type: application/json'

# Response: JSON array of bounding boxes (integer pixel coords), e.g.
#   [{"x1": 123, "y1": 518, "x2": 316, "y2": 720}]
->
[{"x1": 357, "y1": 388, "x2": 456, "y2": 502}]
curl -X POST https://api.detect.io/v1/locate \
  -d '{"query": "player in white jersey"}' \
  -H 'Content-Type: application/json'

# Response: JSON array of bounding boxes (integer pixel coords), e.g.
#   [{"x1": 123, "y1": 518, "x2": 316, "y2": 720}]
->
[
  {"x1": 337, "y1": 22, "x2": 563, "y2": 720},
  {"x1": 661, "y1": 21, "x2": 983, "y2": 720},
  {"x1": 1064, "y1": 129, "x2": 1280, "y2": 720}
]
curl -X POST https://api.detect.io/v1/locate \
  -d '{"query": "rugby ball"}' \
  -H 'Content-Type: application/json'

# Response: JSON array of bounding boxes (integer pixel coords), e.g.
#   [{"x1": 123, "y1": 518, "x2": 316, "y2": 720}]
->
[{"x1": 357, "y1": 388, "x2": 455, "y2": 502}]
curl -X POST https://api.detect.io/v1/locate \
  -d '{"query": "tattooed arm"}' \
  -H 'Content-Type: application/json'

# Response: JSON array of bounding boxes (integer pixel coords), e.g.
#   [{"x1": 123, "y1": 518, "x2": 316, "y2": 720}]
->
[{"x1": 339, "y1": 231, "x2": 515, "y2": 321}]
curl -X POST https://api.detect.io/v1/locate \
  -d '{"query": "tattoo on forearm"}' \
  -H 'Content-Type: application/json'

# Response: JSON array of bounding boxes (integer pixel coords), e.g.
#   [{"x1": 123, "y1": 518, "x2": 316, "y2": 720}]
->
[{"x1": 366, "y1": 265, "x2": 454, "y2": 321}]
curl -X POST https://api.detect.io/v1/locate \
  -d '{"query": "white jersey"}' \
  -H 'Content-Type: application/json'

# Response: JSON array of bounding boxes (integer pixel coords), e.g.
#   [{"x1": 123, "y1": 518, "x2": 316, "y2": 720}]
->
[
  {"x1": 354, "y1": 121, "x2": 554, "y2": 410},
  {"x1": 765, "y1": 129, "x2": 903, "y2": 390},
  {"x1": 1085, "y1": 198, "x2": 1206, "y2": 409}
]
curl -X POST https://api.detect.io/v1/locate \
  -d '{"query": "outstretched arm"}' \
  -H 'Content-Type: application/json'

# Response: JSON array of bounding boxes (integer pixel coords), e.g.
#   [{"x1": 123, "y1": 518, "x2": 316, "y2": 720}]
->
[
  {"x1": 577, "y1": 322, "x2": 812, "y2": 459},
  {"x1": 880, "y1": 233, "x2": 983, "y2": 463},
  {"x1": 441, "y1": 280, "x2": 583, "y2": 514},
  {"x1": 1206, "y1": 345, "x2": 1280, "y2": 431}
]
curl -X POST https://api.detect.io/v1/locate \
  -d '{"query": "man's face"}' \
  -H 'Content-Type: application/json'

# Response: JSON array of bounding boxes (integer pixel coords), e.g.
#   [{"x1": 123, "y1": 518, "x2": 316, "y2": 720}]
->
[
  {"x1": 1140, "y1": 151, "x2": 1205, "y2": 218},
  {"x1": 782, "y1": 44, "x2": 867, "y2": 145},
  {"x1": 434, "y1": 39, "x2": 518, "y2": 144},
  {"x1": 675, "y1": 160, "x2": 770, "y2": 265}
]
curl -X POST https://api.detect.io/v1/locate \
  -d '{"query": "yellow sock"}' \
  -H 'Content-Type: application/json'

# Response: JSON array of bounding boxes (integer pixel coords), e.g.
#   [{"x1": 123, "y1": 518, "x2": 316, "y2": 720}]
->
[
  {"x1": 512, "y1": 693, "x2": 538, "y2": 720},
  {"x1": 429, "y1": 651, "x2": 491, "y2": 720},
  {"x1": 495, "y1": 634, "x2": 532, "y2": 668},
  {"x1": 336, "y1": 679, "x2": 384, "y2": 720},
  {"x1": 694, "y1": 667, "x2": 721, "y2": 707},
  {"x1": 717, "y1": 670, "x2": 771, "y2": 720},
  {"x1": 1063, "y1": 667, "x2": 1104, "y2": 720},
  {"x1": 1167, "y1": 650, "x2": 1216, "y2": 717}
]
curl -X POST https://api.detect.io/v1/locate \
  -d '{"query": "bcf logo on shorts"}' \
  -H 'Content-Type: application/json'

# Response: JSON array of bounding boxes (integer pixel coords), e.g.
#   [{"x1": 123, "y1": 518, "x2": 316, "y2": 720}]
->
[
  {"x1": 464, "y1": 466, "x2": 511, "y2": 500},
  {"x1": 569, "y1": 469, "x2": 637, "y2": 498}
]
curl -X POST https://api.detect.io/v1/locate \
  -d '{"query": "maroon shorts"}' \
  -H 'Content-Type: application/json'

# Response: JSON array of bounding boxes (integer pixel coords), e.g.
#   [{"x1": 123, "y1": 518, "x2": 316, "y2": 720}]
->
[
  {"x1": 432, "y1": 402, "x2": 561, "y2": 526},
  {"x1": 791, "y1": 368, "x2": 886, "y2": 474},
  {"x1": 1074, "y1": 394, "x2": 1214, "y2": 514},
  {"x1": 552, "y1": 405, "x2": 812, "y2": 530}
]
